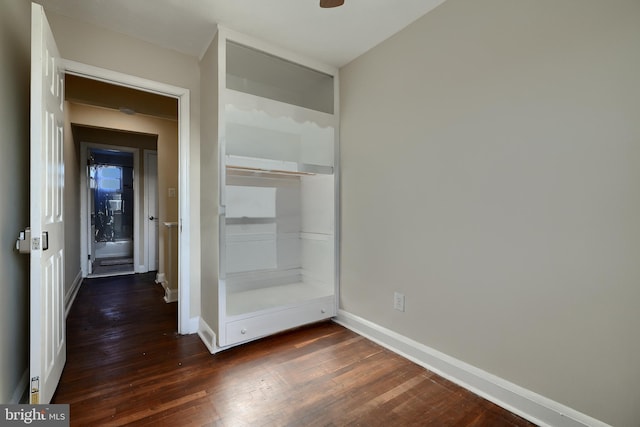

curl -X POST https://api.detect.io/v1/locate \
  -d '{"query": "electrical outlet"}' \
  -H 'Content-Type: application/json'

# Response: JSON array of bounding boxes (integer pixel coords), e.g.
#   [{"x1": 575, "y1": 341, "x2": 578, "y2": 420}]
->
[{"x1": 393, "y1": 292, "x2": 405, "y2": 312}]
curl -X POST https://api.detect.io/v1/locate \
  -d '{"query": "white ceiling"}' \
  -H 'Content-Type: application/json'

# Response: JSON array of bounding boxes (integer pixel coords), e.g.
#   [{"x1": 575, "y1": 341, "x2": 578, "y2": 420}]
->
[{"x1": 33, "y1": 0, "x2": 446, "y2": 68}]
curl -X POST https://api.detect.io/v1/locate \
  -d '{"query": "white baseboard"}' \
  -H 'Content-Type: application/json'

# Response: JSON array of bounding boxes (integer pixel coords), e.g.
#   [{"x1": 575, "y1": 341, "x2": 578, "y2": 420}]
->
[
  {"x1": 155, "y1": 272, "x2": 177, "y2": 303},
  {"x1": 155, "y1": 272, "x2": 166, "y2": 284},
  {"x1": 182, "y1": 316, "x2": 199, "y2": 335},
  {"x1": 197, "y1": 318, "x2": 218, "y2": 354},
  {"x1": 10, "y1": 369, "x2": 28, "y2": 403},
  {"x1": 334, "y1": 310, "x2": 611, "y2": 427},
  {"x1": 163, "y1": 287, "x2": 178, "y2": 303},
  {"x1": 64, "y1": 270, "x2": 83, "y2": 318}
]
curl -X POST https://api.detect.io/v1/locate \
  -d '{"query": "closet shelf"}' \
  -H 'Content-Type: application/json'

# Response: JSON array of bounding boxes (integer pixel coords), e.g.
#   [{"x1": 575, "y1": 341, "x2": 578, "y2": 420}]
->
[
  {"x1": 226, "y1": 165, "x2": 315, "y2": 177},
  {"x1": 226, "y1": 155, "x2": 333, "y2": 176}
]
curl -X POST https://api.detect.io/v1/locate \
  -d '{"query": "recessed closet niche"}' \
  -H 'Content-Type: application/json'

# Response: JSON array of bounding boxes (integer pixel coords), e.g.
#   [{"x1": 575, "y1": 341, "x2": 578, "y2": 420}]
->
[{"x1": 211, "y1": 31, "x2": 339, "y2": 350}]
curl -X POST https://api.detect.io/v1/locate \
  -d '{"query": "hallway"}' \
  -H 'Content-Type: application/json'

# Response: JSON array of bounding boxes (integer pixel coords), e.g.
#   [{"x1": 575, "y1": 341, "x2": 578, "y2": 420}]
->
[{"x1": 53, "y1": 274, "x2": 535, "y2": 426}]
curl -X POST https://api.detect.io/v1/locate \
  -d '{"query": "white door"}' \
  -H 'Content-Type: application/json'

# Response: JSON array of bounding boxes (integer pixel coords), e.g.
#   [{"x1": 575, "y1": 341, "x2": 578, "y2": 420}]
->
[
  {"x1": 30, "y1": 3, "x2": 66, "y2": 404},
  {"x1": 145, "y1": 151, "x2": 159, "y2": 271}
]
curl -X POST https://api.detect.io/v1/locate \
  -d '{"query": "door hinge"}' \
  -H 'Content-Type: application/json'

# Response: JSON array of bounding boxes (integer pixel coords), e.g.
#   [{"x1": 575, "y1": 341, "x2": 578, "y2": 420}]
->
[
  {"x1": 88, "y1": 254, "x2": 91, "y2": 260},
  {"x1": 30, "y1": 376, "x2": 40, "y2": 404}
]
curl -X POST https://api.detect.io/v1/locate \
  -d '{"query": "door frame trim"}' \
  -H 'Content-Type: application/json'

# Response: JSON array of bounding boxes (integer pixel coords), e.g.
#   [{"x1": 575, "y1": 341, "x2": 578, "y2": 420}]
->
[{"x1": 64, "y1": 59, "x2": 193, "y2": 334}]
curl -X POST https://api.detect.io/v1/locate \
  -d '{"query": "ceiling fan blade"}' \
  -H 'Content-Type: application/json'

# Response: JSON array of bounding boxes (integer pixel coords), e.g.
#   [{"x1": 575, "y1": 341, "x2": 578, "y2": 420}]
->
[{"x1": 320, "y1": 0, "x2": 344, "y2": 8}]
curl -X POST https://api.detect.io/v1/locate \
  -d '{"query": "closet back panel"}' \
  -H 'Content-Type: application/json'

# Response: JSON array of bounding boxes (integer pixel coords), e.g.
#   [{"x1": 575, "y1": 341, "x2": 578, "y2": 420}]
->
[{"x1": 226, "y1": 40, "x2": 334, "y2": 114}]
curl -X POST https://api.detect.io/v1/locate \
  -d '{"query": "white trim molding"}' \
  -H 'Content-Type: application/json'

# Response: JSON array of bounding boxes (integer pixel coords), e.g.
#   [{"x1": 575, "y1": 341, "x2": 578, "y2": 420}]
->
[
  {"x1": 334, "y1": 310, "x2": 611, "y2": 427},
  {"x1": 64, "y1": 270, "x2": 83, "y2": 318},
  {"x1": 185, "y1": 316, "x2": 199, "y2": 335},
  {"x1": 155, "y1": 272, "x2": 166, "y2": 285},
  {"x1": 154, "y1": 272, "x2": 178, "y2": 303},
  {"x1": 163, "y1": 287, "x2": 178, "y2": 304},
  {"x1": 197, "y1": 317, "x2": 218, "y2": 354}
]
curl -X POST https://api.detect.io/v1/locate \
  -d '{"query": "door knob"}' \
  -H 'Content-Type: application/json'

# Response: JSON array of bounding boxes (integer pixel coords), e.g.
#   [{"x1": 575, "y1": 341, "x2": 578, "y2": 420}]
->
[{"x1": 149, "y1": 216, "x2": 155, "y2": 220}]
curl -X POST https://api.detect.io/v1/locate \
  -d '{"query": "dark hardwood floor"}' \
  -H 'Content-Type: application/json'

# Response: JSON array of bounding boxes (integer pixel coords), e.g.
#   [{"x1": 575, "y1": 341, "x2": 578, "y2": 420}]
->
[{"x1": 53, "y1": 273, "x2": 536, "y2": 426}]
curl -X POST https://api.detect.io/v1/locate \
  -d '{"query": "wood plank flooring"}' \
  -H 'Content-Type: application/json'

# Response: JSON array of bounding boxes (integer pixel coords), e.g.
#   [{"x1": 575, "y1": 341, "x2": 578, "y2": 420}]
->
[{"x1": 53, "y1": 273, "x2": 536, "y2": 426}]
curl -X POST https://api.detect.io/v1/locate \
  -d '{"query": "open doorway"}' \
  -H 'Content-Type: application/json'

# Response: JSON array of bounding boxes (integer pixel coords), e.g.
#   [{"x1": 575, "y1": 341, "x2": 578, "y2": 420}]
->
[
  {"x1": 64, "y1": 62, "x2": 194, "y2": 334},
  {"x1": 76, "y1": 125, "x2": 160, "y2": 278},
  {"x1": 88, "y1": 148, "x2": 136, "y2": 276},
  {"x1": 69, "y1": 74, "x2": 177, "y2": 285}
]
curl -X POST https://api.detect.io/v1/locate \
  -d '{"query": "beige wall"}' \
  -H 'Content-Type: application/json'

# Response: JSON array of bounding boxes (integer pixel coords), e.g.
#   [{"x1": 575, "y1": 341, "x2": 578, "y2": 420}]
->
[
  {"x1": 339, "y1": 0, "x2": 640, "y2": 425},
  {"x1": 199, "y1": 33, "x2": 220, "y2": 333},
  {"x1": 68, "y1": 103, "x2": 178, "y2": 276},
  {"x1": 63, "y1": 102, "x2": 81, "y2": 298},
  {"x1": 44, "y1": 10, "x2": 202, "y2": 318},
  {"x1": 0, "y1": 0, "x2": 31, "y2": 403}
]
